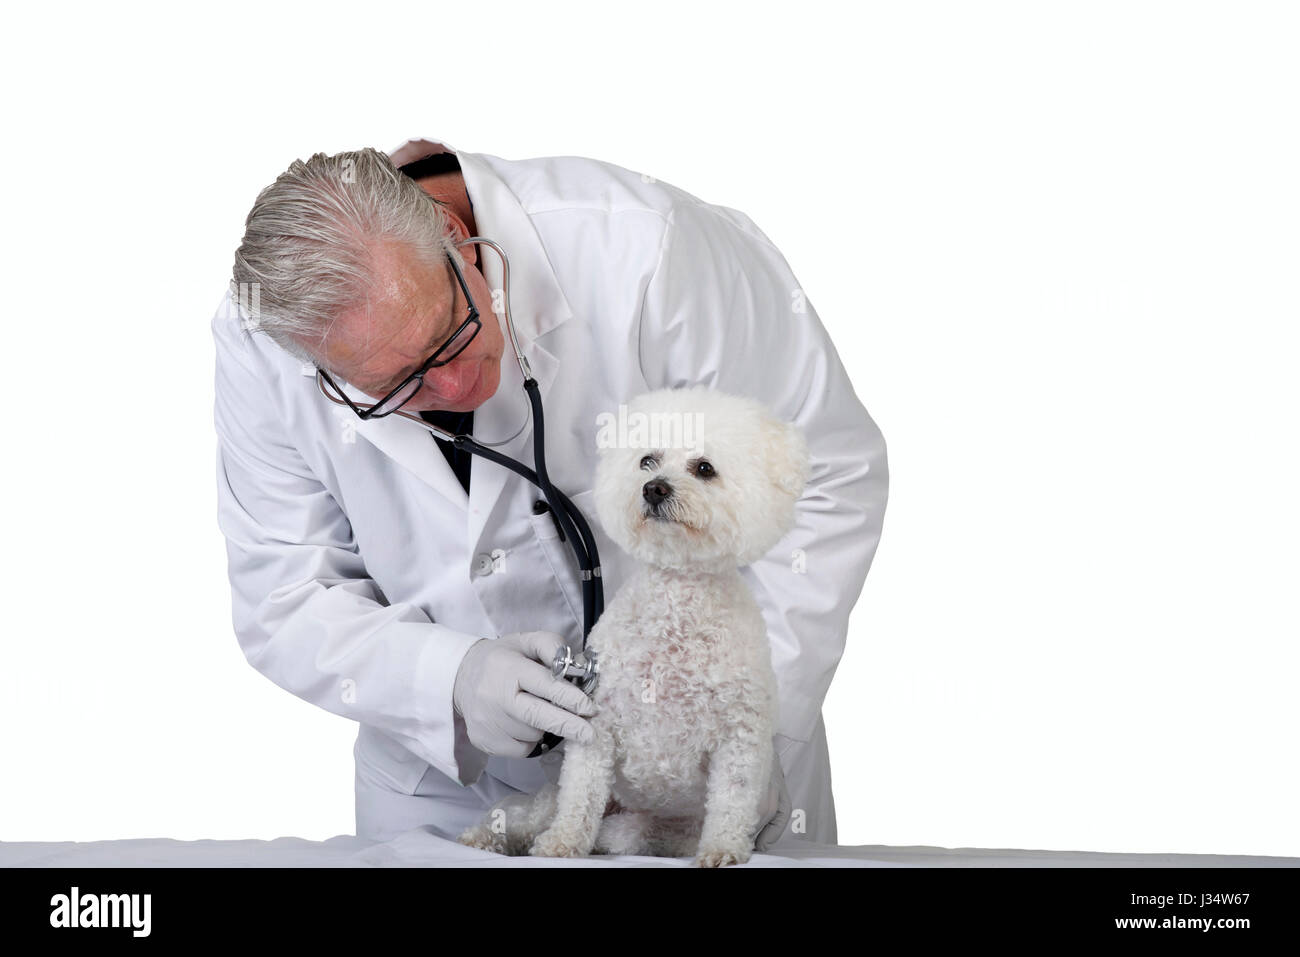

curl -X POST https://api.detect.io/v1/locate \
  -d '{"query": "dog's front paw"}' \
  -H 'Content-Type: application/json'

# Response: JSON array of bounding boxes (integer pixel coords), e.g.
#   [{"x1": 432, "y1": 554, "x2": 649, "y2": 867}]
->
[
  {"x1": 692, "y1": 843, "x2": 752, "y2": 868},
  {"x1": 457, "y1": 827, "x2": 507, "y2": 855},
  {"x1": 530, "y1": 828, "x2": 589, "y2": 859}
]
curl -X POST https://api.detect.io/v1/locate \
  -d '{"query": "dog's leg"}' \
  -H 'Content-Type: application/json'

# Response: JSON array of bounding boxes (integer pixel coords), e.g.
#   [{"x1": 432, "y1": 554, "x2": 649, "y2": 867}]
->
[
  {"x1": 592, "y1": 812, "x2": 704, "y2": 858},
  {"x1": 645, "y1": 815, "x2": 703, "y2": 859},
  {"x1": 693, "y1": 728, "x2": 772, "y2": 867},
  {"x1": 593, "y1": 809, "x2": 653, "y2": 856},
  {"x1": 457, "y1": 784, "x2": 559, "y2": 856},
  {"x1": 529, "y1": 724, "x2": 615, "y2": 859}
]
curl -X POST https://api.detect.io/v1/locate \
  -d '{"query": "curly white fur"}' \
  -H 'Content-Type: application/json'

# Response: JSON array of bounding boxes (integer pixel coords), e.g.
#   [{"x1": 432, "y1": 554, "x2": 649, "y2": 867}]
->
[{"x1": 457, "y1": 386, "x2": 810, "y2": 867}]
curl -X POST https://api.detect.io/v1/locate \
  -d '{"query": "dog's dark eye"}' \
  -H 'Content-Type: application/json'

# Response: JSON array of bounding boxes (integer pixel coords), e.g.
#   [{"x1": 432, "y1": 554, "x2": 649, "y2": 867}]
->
[
  {"x1": 692, "y1": 460, "x2": 716, "y2": 480},
  {"x1": 639, "y1": 455, "x2": 658, "y2": 471}
]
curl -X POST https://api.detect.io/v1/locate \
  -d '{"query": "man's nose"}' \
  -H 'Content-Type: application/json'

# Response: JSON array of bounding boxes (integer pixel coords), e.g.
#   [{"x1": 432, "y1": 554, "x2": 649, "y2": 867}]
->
[
  {"x1": 643, "y1": 479, "x2": 673, "y2": 505},
  {"x1": 421, "y1": 359, "x2": 477, "y2": 399}
]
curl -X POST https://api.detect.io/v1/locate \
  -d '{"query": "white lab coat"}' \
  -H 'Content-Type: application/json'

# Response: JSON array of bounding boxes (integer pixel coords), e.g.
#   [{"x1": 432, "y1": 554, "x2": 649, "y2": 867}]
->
[{"x1": 212, "y1": 136, "x2": 889, "y2": 846}]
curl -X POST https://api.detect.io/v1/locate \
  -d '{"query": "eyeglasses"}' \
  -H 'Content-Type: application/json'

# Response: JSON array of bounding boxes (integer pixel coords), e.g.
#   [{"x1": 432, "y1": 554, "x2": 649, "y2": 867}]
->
[{"x1": 316, "y1": 249, "x2": 481, "y2": 419}]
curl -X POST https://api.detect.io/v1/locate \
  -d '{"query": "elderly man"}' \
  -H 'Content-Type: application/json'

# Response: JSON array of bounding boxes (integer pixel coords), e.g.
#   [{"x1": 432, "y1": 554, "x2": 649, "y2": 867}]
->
[{"x1": 213, "y1": 137, "x2": 888, "y2": 851}]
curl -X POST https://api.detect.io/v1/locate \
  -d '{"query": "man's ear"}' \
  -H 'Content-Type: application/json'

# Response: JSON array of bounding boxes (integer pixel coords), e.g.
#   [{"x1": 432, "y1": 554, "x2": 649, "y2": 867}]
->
[{"x1": 442, "y1": 212, "x2": 477, "y2": 266}]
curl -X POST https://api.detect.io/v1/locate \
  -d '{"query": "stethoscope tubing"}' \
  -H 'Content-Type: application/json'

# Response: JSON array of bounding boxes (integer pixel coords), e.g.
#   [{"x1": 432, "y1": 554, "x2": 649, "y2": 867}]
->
[{"x1": 457, "y1": 377, "x2": 603, "y2": 757}]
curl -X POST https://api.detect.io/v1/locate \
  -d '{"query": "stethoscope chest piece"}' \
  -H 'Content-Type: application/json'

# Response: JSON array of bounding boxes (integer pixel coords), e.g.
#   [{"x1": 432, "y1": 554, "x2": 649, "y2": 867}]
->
[{"x1": 552, "y1": 645, "x2": 600, "y2": 696}]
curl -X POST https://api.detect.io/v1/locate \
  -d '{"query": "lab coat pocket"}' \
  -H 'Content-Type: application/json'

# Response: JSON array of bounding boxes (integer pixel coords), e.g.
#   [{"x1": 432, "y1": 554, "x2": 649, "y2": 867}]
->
[
  {"x1": 526, "y1": 495, "x2": 588, "y2": 632},
  {"x1": 526, "y1": 490, "x2": 635, "y2": 634},
  {"x1": 774, "y1": 732, "x2": 801, "y2": 760}
]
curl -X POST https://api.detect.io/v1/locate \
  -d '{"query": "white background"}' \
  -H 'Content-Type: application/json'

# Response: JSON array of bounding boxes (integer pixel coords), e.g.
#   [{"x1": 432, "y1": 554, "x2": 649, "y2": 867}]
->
[{"x1": 0, "y1": 1, "x2": 1295, "y2": 856}]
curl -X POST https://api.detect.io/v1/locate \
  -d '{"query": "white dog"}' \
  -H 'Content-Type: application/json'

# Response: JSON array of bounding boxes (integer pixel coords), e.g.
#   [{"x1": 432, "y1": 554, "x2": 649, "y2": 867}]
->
[{"x1": 457, "y1": 386, "x2": 810, "y2": 866}]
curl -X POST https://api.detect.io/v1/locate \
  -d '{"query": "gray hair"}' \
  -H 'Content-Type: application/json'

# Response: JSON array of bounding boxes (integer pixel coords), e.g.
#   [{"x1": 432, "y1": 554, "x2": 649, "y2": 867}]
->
[{"x1": 230, "y1": 147, "x2": 461, "y2": 364}]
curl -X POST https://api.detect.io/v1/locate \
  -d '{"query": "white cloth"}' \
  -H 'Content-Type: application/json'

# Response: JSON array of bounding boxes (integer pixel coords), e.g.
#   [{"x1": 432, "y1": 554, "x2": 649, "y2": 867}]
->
[
  {"x1": 5, "y1": 833, "x2": 1294, "y2": 868},
  {"x1": 212, "y1": 136, "x2": 888, "y2": 846}
]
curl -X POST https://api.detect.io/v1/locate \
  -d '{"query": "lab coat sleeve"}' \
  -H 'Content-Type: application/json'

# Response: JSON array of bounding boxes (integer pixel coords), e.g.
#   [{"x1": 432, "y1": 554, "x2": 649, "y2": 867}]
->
[
  {"x1": 636, "y1": 199, "x2": 889, "y2": 744},
  {"x1": 212, "y1": 299, "x2": 490, "y2": 788}
]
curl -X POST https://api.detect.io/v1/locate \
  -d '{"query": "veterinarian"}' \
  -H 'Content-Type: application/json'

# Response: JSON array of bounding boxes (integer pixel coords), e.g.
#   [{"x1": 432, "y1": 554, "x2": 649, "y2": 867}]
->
[{"x1": 214, "y1": 137, "x2": 889, "y2": 850}]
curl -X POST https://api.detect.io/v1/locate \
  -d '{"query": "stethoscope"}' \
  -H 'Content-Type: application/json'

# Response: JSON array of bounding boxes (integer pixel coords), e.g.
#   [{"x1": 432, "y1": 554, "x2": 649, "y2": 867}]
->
[{"x1": 318, "y1": 237, "x2": 600, "y2": 758}]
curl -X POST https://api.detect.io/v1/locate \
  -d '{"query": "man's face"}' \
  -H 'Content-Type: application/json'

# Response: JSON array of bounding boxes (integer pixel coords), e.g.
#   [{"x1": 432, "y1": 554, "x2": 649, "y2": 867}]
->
[{"x1": 312, "y1": 239, "x2": 504, "y2": 414}]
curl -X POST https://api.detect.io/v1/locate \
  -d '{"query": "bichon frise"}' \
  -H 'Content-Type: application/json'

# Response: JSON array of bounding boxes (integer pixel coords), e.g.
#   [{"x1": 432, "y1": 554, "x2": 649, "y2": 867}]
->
[{"x1": 457, "y1": 385, "x2": 810, "y2": 866}]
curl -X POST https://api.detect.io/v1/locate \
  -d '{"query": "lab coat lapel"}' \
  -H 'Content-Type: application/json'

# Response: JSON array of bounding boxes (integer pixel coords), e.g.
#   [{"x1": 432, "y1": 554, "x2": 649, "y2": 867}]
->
[
  {"x1": 454, "y1": 145, "x2": 572, "y2": 559},
  {"x1": 313, "y1": 371, "x2": 470, "y2": 507}
]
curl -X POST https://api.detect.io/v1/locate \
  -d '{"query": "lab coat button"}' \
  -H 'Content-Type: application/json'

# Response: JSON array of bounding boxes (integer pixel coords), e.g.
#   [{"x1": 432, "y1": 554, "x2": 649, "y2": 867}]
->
[{"x1": 473, "y1": 553, "x2": 495, "y2": 575}]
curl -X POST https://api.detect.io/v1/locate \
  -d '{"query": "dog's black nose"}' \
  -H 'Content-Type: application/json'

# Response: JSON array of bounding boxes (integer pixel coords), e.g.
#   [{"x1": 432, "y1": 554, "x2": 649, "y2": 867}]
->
[{"x1": 642, "y1": 479, "x2": 673, "y2": 506}]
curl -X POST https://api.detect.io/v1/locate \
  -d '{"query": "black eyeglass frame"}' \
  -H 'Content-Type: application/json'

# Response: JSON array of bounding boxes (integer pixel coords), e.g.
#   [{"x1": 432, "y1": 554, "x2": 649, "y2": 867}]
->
[{"x1": 316, "y1": 249, "x2": 481, "y2": 420}]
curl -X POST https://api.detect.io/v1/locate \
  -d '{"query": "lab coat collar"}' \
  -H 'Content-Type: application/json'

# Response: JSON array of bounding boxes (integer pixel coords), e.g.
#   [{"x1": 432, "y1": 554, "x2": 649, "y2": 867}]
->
[
  {"x1": 305, "y1": 136, "x2": 571, "y2": 559},
  {"x1": 387, "y1": 136, "x2": 575, "y2": 346}
]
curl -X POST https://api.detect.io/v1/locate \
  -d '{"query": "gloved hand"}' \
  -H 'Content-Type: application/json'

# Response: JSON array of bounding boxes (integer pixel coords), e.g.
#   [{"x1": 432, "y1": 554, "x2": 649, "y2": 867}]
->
[
  {"x1": 752, "y1": 735, "x2": 793, "y2": 853},
  {"x1": 452, "y1": 631, "x2": 597, "y2": 759}
]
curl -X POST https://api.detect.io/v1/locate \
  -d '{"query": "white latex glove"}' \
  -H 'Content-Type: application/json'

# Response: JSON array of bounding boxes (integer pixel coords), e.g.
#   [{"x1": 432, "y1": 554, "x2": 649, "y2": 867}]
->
[
  {"x1": 752, "y1": 736, "x2": 793, "y2": 852},
  {"x1": 452, "y1": 631, "x2": 597, "y2": 758}
]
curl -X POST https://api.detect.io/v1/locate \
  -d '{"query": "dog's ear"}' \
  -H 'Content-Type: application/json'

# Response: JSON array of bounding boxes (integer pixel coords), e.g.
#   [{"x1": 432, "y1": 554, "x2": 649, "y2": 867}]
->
[{"x1": 762, "y1": 416, "x2": 812, "y2": 500}]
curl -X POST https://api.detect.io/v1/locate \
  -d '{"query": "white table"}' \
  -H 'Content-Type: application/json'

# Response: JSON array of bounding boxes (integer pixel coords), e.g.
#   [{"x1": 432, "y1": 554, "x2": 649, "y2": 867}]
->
[{"x1": 3, "y1": 830, "x2": 1296, "y2": 867}]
